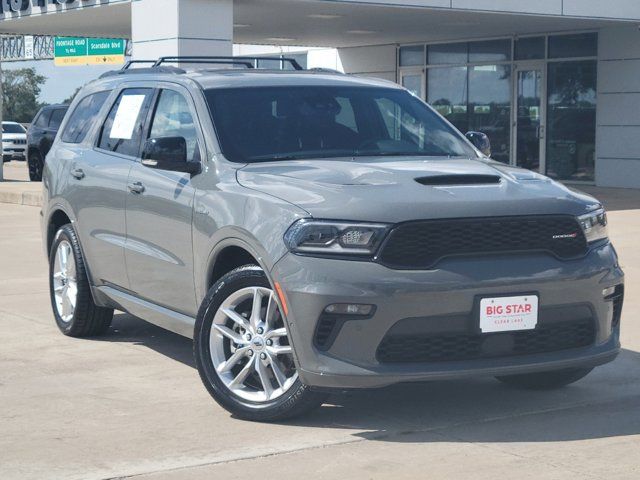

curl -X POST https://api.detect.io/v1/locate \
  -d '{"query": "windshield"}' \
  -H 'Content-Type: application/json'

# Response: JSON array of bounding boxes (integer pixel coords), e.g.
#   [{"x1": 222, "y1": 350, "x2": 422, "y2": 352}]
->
[
  {"x1": 204, "y1": 86, "x2": 477, "y2": 163},
  {"x1": 2, "y1": 123, "x2": 26, "y2": 134}
]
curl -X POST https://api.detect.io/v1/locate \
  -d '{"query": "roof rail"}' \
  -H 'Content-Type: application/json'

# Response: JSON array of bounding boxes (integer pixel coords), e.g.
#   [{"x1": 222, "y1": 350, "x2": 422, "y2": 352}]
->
[
  {"x1": 153, "y1": 55, "x2": 304, "y2": 70},
  {"x1": 99, "y1": 55, "x2": 308, "y2": 79}
]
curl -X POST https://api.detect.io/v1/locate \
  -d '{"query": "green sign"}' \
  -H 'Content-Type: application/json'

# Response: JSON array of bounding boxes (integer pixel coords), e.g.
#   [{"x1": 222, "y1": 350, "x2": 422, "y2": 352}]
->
[
  {"x1": 55, "y1": 37, "x2": 126, "y2": 66},
  {"x1": 54, "y1": 37, "x2": 87, "y2": 63},
  {"x1": 87, "y1": 38, "x2": 126, "y2": 56}
]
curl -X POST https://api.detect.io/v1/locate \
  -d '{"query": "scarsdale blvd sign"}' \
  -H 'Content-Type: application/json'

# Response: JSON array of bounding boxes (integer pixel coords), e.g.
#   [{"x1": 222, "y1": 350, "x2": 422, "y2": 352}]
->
[{"x1": 54, "y1": 37, "x2": 126, "y2": 66}]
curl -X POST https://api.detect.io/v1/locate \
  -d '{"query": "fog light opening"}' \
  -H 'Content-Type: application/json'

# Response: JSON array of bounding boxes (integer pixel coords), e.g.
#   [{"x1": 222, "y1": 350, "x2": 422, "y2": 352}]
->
[{"x1": 324, "y1": 303, "x2": 374, "y2": 316}]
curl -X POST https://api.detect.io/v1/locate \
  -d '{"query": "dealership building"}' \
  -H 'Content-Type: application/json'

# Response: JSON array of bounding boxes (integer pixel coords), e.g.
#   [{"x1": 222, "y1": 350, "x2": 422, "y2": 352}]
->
[{"x1": 1, "y1": 0, "x2": 640, "y2": 187}]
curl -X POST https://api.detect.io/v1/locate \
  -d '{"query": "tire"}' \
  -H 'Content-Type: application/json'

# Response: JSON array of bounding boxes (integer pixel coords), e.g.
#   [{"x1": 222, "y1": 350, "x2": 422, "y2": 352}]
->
[
  {"x1": 28, "y1": 151, "x2": 43, "y2": 181},
  {"x1": 194, "y1": 265, "x2": 327, "y2": 422},
  {"x1": 49, "y1": 224, "x2": 114, "y2": 337},
  {"x1": 496, "y1": 367, "x2": 594, "y2": 390}
]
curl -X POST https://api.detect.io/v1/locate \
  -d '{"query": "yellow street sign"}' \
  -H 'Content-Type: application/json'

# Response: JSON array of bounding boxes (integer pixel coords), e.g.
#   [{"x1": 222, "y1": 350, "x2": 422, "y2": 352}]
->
[
  {"x1": 87, "y1": 54, "x2": 126, "y2": 65},
  {"x1": 54, "y1": 56, "x2": 88, "y2": 67}
]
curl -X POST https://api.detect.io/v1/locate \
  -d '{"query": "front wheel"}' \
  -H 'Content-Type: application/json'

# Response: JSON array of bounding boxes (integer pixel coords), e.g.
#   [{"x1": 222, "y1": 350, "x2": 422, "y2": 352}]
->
[
  {"x1": 496, "y1": 367, "x2": 594, "y2": 390},
  {"x1": 194, "y1": 265, "x2": 327, "y2": 421}
]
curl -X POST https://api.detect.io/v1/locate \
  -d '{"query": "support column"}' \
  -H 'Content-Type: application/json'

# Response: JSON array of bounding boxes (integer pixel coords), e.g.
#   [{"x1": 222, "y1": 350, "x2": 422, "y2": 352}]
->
[
  {"x1": 131, "y1": 0, "x2": 233, "y2": 62},
  {"x1": 0, "y1": 56, "x2": 3, "y2": 182}
]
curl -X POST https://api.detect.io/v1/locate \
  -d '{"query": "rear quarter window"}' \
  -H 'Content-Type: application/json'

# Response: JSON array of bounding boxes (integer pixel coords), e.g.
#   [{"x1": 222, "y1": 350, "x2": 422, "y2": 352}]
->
[{"x1": 62, "y1": 92, "x2": 111, "y2": 144}]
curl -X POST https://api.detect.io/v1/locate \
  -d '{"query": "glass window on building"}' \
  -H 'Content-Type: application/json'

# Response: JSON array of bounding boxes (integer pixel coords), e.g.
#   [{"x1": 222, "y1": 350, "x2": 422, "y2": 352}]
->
[
  {"x1": 515, "y1": 36, "x2": 545, "y2": 60},
  {"x1": 257, "y1": 58, "x2": 282, "y2": 69},
  {"x1": 399, "y1": 45, "x2": 425, "y2": 67},
  {"x1": 546, "y1": 60, "x2": 597, "y2": 182},
  {"x1": 548, "y1": 33, "x2": 598, "y2": 59},
  {"x1": 468, "y1": 39, "x2": 512, "y2": 63},
  {"x1": 402, "y1": 73, "x2": 424, "y2": 98},
  {"x1": 427, "y1": 67, "x2": 468, "y2": 133},
  {"x1": 428, "y1": 42, "x2": 468, "y2": 65},
  {"x1": 468, "y1": 65, "x2": 511, "y2": 164}
]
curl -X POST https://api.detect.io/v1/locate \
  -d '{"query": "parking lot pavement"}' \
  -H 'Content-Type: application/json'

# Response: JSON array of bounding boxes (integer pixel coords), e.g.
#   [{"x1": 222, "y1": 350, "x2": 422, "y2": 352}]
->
[
  {"x1": 0, "y1": 162, "x2": 41, "y2": 206},
  {"x1": 1, "y1": 192, "x2": 640, "y2": 480}
]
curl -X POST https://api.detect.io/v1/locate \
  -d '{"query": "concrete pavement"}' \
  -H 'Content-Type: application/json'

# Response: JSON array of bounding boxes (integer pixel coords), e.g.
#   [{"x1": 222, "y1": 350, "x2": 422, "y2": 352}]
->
[
  {"x1": 0, "y1": 161, "x2": 42, "y2": 206},
  {"x1": 0, "y1": 190, "x2": 639, "y2": 480}
]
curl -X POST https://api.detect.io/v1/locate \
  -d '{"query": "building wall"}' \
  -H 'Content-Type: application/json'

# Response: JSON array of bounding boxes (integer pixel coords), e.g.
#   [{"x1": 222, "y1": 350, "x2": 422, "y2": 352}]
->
[
  {"x1": 337, "y1": 44, "x2": 397, "y2": 82},
  {"x1": 596, "y1": 26, "x2": 640, "y2": 188}
]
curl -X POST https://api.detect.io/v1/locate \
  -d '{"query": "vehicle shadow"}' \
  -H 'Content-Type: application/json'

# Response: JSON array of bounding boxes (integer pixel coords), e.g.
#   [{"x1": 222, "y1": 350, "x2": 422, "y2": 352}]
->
[
  {"x1": 104, "y1": 313, "x2": 640, "y2": 444},
  {"x1": 105, "y1": 313, "x2": 195, "y2": 367}
]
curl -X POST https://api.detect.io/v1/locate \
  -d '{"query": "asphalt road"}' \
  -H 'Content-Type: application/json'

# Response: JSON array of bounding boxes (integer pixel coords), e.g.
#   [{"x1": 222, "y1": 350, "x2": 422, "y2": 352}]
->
[{"x1": 1, "y1": 189, "x2": 639, "y2": 480}]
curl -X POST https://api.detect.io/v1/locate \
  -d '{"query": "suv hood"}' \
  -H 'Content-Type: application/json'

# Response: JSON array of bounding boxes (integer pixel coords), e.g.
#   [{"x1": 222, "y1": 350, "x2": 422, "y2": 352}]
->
[
  {"x1": 2, "y1": 133, "x2": 26, "y2": 141},
  {"x1": 237, "y1": 157, "x2": 600, "y2": 223}
]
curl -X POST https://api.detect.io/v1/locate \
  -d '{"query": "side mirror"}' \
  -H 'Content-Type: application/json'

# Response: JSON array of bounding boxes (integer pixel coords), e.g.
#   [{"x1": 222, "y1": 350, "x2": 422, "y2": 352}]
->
[
  {"x1": 141, "y1": 137, "x2": 201, "y2": 175},
  {"x1": 465, "y1": 131, "x2": 492, "y2": 158}
]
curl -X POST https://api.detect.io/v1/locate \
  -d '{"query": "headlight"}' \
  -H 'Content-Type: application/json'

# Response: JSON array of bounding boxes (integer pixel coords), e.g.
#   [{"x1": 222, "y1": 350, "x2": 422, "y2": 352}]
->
[
  {"x1": 578, "y1": 208, "x2": 608, "y2": 243},
  {"x1": 284, "y1": 219, "x2": 390, "y2": 256}
]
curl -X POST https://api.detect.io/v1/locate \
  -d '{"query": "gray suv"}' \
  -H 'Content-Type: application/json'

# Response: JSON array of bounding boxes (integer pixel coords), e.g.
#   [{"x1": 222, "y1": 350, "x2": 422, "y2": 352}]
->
[{"x1": 41, "y1": 57, "x2": 624, "y2": 421}]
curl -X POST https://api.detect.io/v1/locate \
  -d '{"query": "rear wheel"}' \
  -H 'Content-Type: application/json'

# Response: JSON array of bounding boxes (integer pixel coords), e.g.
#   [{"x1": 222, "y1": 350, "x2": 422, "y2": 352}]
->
[
  {"x1": 194, "y1": 265, "x2": 327, "y2": 421},
  {"x1": 49, "y1": 224, "x2": 113, "y2": 337},
  {"x1": 496, "y1": 367, "x2": 594, "y2": 390},
  {"x1": 28, "y1": 151, "x2": 43, "y2": 181}
]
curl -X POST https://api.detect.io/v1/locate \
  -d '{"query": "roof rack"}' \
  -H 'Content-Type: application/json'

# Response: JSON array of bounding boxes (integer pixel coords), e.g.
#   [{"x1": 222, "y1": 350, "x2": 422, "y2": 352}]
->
[
  {"x1": 99, "y1": 55, "x2": 308, "y2": 79},
  {"x1": 152, "y1": 56, "x2": 304, "y2": 70}
]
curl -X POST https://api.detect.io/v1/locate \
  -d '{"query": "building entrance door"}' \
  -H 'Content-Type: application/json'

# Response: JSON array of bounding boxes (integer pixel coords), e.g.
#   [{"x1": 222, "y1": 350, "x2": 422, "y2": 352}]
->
[{"x1": 513, "y1": 64, "x2": 546, "y2": 174}]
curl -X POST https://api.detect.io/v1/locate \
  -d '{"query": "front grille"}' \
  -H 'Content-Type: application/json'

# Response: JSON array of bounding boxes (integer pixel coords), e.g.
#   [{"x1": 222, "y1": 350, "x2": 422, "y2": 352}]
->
[
  {"x1": 377, "y1": 319, "x2": 595, "y2": 363},
  {"x1": 12, "y1": 139, "x2": 26, "y2": 145},
  {"x1": 377, "y1": 215, "x2": 588, "y2": 269}
]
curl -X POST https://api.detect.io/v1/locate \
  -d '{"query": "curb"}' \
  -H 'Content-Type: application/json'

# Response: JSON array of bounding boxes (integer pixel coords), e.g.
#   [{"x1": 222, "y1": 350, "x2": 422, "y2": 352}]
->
[{"x1": 0, "y1": 190, "x2": 43, "y2": 207}]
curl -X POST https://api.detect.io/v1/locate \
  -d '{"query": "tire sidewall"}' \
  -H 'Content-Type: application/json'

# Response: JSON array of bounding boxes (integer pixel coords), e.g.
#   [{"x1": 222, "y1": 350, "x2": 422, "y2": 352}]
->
[
  {"x1": 49, "y1": 225, "x2": 86, "y2": 335},
  {"x1": 28, "y1": 152, "x2": 42, "y2": 181},
  {"x1": 194, "y1": 266, "x2": 310, "y2": 419}
]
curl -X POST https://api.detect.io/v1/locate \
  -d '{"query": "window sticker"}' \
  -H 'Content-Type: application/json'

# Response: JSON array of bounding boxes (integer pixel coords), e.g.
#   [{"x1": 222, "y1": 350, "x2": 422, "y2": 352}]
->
[{"x1": 110, "y1": 95, "x2": 146, "y2": 140}]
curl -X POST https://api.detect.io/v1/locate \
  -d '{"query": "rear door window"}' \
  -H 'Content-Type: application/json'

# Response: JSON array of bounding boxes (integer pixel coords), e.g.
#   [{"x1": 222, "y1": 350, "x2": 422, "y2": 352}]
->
[
  {"x1": 48, "y1": 108, "x2": 67, "y2": 130},
  {"x1": 62, "y1": 92, "x2": 111, "y2": 144},
  {"x1": 98, "y1": 88, "x2": 155, "y2": 157},
  {"x1": 34, "y1": 110, "x2": 51, "y2": 129}
]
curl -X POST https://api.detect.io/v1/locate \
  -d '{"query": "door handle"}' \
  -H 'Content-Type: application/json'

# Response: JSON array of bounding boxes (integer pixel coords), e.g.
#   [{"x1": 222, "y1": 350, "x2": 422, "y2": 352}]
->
[
  {"x1": 128, "y1": 181, "x2": 146, "y2": 194},
  {"x1": 71, "y1": 168, "x2": 85, "y2": 180}
]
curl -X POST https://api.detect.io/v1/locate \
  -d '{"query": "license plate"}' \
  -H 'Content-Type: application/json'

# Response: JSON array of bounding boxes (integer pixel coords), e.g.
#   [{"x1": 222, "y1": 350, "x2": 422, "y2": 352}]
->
[{"x1": 479, "y1": 295, "x2": 538, "y2": 333}]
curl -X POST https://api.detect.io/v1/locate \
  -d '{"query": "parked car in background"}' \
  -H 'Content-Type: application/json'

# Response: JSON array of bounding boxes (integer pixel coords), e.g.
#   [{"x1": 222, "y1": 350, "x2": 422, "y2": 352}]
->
[
  {"x1": 27, "y1": 104, "x2": 68, "y2": 181},
  {"x1": 2, "y1": 121, "x2": 28, "y2": 162}
]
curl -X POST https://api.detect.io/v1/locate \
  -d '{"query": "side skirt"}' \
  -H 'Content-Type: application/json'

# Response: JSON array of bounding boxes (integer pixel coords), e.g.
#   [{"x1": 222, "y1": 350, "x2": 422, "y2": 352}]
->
[{"x1": 92, "y1": 285, "x2": 195, "y2": 339}]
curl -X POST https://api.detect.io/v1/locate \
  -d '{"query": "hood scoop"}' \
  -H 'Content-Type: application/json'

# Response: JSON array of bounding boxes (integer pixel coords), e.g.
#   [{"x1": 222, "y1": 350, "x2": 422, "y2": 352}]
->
[{"x1": 415, "y1": 174, "x2": 502, "y2": 186}]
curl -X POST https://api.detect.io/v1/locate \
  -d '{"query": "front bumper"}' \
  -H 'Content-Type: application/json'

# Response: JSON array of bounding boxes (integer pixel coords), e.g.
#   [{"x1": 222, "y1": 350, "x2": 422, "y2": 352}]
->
[
  {"x1": 2, "y1": 145, "x2": 26, "y2": 160},
  {"x1": 271, "y1": 243, "x2": 623, "y2": 389}
]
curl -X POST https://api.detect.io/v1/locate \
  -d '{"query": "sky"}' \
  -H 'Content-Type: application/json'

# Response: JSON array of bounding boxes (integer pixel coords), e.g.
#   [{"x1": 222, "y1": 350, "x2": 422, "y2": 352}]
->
[{"x1": 3, "y1": 59, "x2": 116, "y2": 104}]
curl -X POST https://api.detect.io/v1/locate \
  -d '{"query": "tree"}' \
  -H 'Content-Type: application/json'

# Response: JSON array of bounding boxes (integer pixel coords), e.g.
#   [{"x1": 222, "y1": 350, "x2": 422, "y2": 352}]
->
[
  {"x1": 62, "y1": 87, "x2": 82, "y2": 106},
  {"x1": 2, "y1": 68, "x2": 47, "y2": 124}
]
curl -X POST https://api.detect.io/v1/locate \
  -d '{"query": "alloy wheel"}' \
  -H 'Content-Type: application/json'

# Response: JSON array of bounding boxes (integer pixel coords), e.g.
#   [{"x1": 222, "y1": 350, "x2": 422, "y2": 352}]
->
[
  {"x1": 209, "y1": 286, "x2": 298, "y2": 402},
  {"x1": 52, "y1": 240, "x2": 78, "y2": 323}
]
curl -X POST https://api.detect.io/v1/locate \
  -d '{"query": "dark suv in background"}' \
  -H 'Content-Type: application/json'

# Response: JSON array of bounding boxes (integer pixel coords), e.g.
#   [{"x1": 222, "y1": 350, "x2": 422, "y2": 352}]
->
[{"x1": 27, "y1": 104, "x2": 68, "y2": 181}]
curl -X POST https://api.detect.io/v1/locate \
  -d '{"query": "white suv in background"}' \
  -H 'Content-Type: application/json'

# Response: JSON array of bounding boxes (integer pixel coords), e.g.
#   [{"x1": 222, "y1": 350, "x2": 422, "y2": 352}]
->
[{"x1": 2, "y1": 121, "x2": 27, "y2": 162}]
